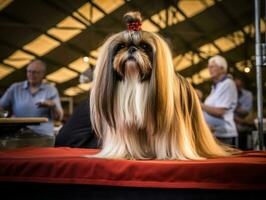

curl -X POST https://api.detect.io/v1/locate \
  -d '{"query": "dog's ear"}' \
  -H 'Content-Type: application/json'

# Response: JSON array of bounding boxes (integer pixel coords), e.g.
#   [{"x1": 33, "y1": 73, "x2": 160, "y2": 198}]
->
[
  {"x1": 90, "y1": 34, "x2": 119, "y2": 135},
  {"x1": 148, "y1": 34, "x2": 175, "y2": 133}
]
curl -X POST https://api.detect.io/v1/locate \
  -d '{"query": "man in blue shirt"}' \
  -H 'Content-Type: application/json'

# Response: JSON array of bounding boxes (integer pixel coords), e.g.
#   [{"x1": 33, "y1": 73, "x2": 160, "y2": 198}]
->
[
  {"x1": 234, "y1": 78, "x2": 253, "y2": 149},
  {"x1": 0, "y1": 60, "x2": 63, "y2": 137},
  {"x1": 234, "y1": 78, "x2": 253, "y2": 119},
  {"x1": 201, "y1": 55, "x2": 238, "y2": 145}
]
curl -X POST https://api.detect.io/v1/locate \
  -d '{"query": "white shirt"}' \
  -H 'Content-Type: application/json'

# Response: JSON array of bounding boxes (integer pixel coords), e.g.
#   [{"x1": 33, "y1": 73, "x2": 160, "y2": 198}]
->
[{"x1": 204, "y1": 76, "x2": 238, "y2": 138}]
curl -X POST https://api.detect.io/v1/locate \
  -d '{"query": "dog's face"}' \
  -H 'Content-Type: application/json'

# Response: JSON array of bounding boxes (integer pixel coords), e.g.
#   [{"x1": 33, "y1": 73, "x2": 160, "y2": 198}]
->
[
  {"x1": 91, "y1": 30, "x2": 175, "y2": 131},
  {"x1": 110, "y1": 32, "x2": 154, "y2": 82}
]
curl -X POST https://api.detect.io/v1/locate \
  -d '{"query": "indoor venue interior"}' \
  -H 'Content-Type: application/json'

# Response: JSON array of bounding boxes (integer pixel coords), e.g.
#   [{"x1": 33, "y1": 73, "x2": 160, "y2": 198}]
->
[{"x1": 0, "y1": 0, "x2": 265, "y2": 199}]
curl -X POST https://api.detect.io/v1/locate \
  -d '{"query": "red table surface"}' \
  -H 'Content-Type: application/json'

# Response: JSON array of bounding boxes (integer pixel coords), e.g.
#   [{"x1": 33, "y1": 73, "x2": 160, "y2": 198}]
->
[{"x1": 0, "y1": 147, "x2": 265, "y2": 190}]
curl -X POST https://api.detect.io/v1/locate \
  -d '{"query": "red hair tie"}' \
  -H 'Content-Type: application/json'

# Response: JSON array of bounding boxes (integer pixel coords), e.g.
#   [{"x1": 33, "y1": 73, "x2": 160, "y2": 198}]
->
[{"x1": 127, "y1": 21, "x2": 142, "y2": 31}]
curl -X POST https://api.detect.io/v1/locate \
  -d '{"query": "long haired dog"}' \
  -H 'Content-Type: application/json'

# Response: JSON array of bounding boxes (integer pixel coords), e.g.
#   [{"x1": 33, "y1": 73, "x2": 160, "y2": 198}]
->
[{"x1": 90, "y1": 12, "x2": 234, "y2": 160}]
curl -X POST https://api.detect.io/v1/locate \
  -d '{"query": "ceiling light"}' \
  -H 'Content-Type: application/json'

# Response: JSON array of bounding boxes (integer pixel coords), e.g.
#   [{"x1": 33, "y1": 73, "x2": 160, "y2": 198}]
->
[
  {"x1": 0, "y1": 0, "x2": 13, "y2": 11},
  {"x1": 3, "y1": 50, "x2": 35, "y2": 69},
  {"x1": 214, "y1": 37, "x2": 236, "y2": 52},
  {"x1": 178, "y1": 0, "x2": 207, "y2": 17},
  {"x1": 78, "y1": 82, "x2": 93, "y2": 91},
  {"x1": 92, "y1": 0, "x2": 125, "y2": 14},
  {"x1": 77, "y1": 3, "x2": 104, "y2": 24},
  {"x1": 47, "y1": 16, "x2": 86, "y2": 42},
  {"x1": 23, "y1": 34, "x2": 60, "y2": 56},
  {"x1": 64, "y1": 86, "x2": 83, "y2": 96},
  {"x1": 0, "y1": 63, "x2": 14, "y2": 79},
  {"x1": 199, "y1": 43, "x2": 219, "y2": 58},
  {"x1": 199, "y1": 68, "x2": 211, "y2": 80},
  {"x1": 46, "y1": 67, "x2": 78, "y2": 83},
  {"x1": 244, "y1": 67, "x2": 251, "y2": 73},
  {"x1": 142, "y1": 19, "x2": 160, "y2": 32},
  {"x1": 83, "y1": 56, "x2": 89, "y2": 62}
]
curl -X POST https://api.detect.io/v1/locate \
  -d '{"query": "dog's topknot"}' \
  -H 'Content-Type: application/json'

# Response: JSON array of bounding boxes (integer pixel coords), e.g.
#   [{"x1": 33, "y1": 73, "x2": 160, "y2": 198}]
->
[
  {"x1": 123, "y1": 11, "x2": 142, "y2": 31},
  {"x1": 123, "y1": 11, "x2": 142, "y2": 23}
]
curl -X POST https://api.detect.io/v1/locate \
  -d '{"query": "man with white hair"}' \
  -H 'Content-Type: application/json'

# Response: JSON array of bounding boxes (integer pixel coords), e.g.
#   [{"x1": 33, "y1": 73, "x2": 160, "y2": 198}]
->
[{"x1": 201, "y1": 55, "x2": 238, "y2": 145}]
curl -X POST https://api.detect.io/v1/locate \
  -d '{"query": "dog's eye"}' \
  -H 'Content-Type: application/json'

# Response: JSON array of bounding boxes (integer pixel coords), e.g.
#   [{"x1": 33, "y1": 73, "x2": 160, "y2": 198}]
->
[
  {"x1": 115, "y1": 43, "x2": 126, "y2": 52},
  {"x1": 140, "y1": 43, "x2": 152, "y2": 52}
]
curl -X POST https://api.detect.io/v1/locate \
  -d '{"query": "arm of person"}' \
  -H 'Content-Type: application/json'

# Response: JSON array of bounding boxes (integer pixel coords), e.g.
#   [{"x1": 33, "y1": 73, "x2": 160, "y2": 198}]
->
[
  {"x1": 52, "y1": 103, "x2": 63, "y2": 121},
  {"x1": 235, "y1": 106, "x2": 248, "y2": 115},
  {"x1": 234, "y1": 115, "x2": 242, "y2": 123},
  {"x1": 0, "y1": 83, "x2": 15, "y2": 112},
  {"x1": 235, "y1": 92, "x2": 253, "y2": 118},
  {"x1": 202, "y1": 79, "x2": 237, "y2": 118},
  {"x1": 49, "y1": 86, "x2": 63, "y2": 121},
  {"x1": 36, "y1": 100, "x2": 63, "y2": 121},
  {"x1": 235, "y1": 106, "x2": 249, "y2": 118},
  {"x1": 234, "y1": 114, "x2": 256, "y2": 126},
  {"x1": 36, "y1": 86, "x2": 63, "y2": 121},
  {"x1": 201, "y1": 103, "x2": 227, "y2": 118}
]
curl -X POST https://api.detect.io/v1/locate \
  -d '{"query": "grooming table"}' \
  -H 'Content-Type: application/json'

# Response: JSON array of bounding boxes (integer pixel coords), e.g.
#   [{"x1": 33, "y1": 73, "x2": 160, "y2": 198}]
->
[{"x1": 0, "y1": 147, "x2": 265, "y2": 200}]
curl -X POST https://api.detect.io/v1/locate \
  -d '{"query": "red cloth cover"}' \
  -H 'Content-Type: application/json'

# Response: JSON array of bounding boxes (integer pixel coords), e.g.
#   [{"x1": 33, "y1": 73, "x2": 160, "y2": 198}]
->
[{"x1": 0, "y1": 147, "x2": 265, "y2": 190}]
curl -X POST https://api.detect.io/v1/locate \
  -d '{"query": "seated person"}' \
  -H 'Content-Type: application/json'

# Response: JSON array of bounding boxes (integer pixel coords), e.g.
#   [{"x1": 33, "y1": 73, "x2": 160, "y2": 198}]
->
[
  {"x1": 55, "y1": 96, "x2": 98, "y2": 148},
  {"x1": 234, "y1": 77, "x2": 253, "y2": 149},
  {"x1": 0, "y1": 60, "x2": 63, "y2": 147},
  {"x1": 55, "y1": 67, "x2": 98, "y2": 148},
  {"x1": 201, "y1": 55, "x2": 238, "y2": 146}
]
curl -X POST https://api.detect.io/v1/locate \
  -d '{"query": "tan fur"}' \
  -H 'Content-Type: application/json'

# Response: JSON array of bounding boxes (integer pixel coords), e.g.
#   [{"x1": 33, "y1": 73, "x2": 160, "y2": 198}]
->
[{"x1": 89, "y1": 27, "x2": 237, "y2": 160}]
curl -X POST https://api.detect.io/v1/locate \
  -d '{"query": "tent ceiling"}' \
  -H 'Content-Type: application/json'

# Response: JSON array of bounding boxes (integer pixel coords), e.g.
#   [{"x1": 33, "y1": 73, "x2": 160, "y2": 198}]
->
[{"x1": 0, "y1": 0, "x2": 265, "y2": 102}]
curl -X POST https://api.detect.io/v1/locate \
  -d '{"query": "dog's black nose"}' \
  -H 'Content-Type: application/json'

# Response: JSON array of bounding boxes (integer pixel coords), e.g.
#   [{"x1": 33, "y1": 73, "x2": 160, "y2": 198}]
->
[{"x1": 128, "y1": 46, "x2": 137, "y2": 54}]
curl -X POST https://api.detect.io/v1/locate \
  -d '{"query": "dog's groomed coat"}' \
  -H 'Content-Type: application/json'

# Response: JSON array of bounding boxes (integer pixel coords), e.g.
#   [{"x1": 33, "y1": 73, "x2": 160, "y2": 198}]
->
[{"x1": 89, "y1": 12, "x2": 235, "y2": 160}]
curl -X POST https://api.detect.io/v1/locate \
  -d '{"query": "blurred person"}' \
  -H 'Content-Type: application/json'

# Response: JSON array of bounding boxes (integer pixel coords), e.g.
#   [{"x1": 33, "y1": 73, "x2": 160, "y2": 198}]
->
[
  {"x1": 0, "y1": 59, "x2": 63, "y2": 143},
  {"x1": 234, "y1": 78, "x2": 253, "y2": 118},
  {"x1": 201, "y1": 55, "x2": 238, "y2": 145},
  {"x1": 55, "y1": 97, "x2": 98, "y2": 148},
  {"x1": 55, "y1": 66, "x2": 98, "y2": 148},
  {"x1": 79, "y1": 63, "x2": 94, "y2": 84},
  {"x1": 234, "y1": 77, "x2": 253, "y2": 149}
]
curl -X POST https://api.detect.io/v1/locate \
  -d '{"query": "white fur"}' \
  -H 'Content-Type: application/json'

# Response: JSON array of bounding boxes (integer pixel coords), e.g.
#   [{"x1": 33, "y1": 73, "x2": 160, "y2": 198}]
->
[{"x1": 116, "y1": 78, "x2": 149, "y2": 128}]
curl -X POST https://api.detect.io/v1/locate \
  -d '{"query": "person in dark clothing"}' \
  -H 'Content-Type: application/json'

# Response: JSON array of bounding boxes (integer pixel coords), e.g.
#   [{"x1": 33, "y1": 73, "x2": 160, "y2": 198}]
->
[{"x1": 55, "y1": 98, "x2": 99, "y2": 148}]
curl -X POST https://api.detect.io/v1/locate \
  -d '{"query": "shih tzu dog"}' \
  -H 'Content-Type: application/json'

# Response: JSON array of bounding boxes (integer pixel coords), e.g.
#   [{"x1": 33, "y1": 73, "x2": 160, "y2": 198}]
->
[{"x1": 89, "y1": 12, "x2": 234, "y2": 160}]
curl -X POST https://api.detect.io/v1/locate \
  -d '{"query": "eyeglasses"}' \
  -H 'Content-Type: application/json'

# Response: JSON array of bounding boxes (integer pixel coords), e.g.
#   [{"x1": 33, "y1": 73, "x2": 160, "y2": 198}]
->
[{"x1": 27, "y1": 70, "x2": 43, "y2": 74}]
